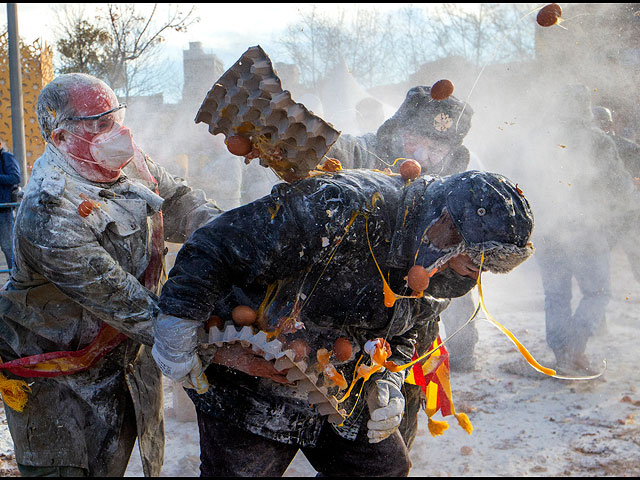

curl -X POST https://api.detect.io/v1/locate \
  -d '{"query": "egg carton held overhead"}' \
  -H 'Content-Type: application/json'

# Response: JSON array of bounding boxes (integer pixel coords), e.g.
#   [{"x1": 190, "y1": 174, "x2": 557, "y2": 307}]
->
[{"x1": 195, "y1": 45, "x2": 341, "y2": 182}]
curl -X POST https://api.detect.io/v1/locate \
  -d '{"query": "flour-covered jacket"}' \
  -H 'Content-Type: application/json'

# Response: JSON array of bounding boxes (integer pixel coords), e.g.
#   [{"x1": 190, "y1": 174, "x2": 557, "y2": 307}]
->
[
  {"x1": 0, "y1": 144, "x2": 221, "y2": 475},
  {"x1": 329, "y1": 131, "x2": 471, "y2": 176}
]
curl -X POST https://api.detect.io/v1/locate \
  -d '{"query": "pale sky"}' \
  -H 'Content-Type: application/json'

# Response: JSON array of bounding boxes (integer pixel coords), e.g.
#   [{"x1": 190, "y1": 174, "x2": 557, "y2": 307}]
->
[
  {"x1": 1, "y1": 3, "x2": 483, "y2": 101},
  {"x1": 2, "y1": 3, "x2": 429, "y2": 63}
]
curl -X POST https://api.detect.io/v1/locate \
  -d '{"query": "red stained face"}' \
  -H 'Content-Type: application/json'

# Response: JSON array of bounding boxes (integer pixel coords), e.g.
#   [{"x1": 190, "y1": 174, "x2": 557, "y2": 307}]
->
[
  {"x1": 66, "y1": 82, "x2": 119, "y2": 143},
  {"x1": 57, "y1": 82, "x2": 123, "y2": 182}
]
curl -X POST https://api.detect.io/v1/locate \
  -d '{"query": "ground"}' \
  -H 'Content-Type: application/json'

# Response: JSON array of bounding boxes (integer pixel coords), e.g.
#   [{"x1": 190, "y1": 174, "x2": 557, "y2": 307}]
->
[{"x1": 0, "y1": 245, "x2": 638, "y2": 476}]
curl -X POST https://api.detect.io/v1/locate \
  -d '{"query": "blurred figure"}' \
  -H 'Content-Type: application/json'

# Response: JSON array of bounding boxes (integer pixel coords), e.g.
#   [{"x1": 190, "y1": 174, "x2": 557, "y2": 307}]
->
[
  {"x1": 592, "y1": 105, "x2": 640, "y2": 283},
  {"x1": 526, "y1": 85, "x2": 640, "y2": 374},
  {"x1": 328, "y1": 85, "x2": 479, "y2": 449},
  {"x1": 0, "y1": 139, "x2": 21, "y2": 268},
  {"x1": 592, "y1": 106, "x2": 640, "y2": 179}
]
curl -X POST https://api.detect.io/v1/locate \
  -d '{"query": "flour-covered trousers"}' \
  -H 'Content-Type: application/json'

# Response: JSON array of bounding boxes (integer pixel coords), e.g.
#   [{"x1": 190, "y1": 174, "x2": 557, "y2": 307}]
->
[{"x1": 536, "y1": 233, "x2": 611, "y2": 356}]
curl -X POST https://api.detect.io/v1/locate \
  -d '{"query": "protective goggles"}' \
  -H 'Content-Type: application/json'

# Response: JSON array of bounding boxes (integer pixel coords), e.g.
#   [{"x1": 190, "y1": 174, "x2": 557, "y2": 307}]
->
[{"x1": 67, "y1": 103, "x2": 127, "y2": 134}]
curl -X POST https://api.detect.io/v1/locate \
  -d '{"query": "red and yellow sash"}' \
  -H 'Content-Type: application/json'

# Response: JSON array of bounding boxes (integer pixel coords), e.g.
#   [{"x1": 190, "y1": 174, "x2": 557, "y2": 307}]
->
[{"x1": 405, "y1": 336, "x2": 473, "y2": 437}]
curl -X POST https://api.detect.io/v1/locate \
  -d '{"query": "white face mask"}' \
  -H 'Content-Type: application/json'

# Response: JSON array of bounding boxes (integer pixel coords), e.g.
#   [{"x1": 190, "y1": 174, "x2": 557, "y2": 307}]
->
[
  {"x1": 89, "y1": 126, "x2": 135, "y2": 169},
  {"x1": 65, "y1": 125, "x2": 135, "y2": 172}
]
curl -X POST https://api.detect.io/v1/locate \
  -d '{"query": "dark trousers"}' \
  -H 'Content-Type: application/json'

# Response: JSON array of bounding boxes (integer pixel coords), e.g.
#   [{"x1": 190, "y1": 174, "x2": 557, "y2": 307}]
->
[
  {"x1": 196, "y1": 408, "x2": 411, "y2": 477},
  {"x1": 536, "y1": 234, "x2": 611, "y2": 357},
  {"x1": 398, "y1": 383, "x2": 422, "y2": 451},
  {"x1": 0, "y1": 210, "x2": 13, "y2": 268}
]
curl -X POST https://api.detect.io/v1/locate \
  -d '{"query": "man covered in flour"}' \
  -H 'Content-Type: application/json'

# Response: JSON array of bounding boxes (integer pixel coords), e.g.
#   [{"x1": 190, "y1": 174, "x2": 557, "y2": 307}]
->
[{"x1": 0, "y1": 73, "x2": 221, "y2": 476}]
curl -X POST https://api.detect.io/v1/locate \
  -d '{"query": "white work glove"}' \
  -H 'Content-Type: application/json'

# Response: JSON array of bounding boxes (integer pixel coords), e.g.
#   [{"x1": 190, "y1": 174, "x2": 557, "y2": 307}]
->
[
  {"x1": 152, "y1": 312, "x2": 209, "y2": 394},
  {"x1": 366, "y1": 379, "x2": 405, "y2": 443}
]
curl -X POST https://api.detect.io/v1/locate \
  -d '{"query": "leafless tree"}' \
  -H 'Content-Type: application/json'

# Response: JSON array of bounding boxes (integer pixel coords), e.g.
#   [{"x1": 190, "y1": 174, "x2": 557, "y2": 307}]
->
[
  {"x1": 425, "y1": 3, "x2": 536, "y2": 66},
  {"x1": 53, "y1": 3, "x2": 198, "y2": 99},
  {"x1": 279, "y1": 4, "x2": 536, "y2": 89},
  {"x1": 102, "y1": 3, "x2": 198, "y2": 98},
  {"x1": 279, "y1": 6, "x2": 398, "y2": 89}
]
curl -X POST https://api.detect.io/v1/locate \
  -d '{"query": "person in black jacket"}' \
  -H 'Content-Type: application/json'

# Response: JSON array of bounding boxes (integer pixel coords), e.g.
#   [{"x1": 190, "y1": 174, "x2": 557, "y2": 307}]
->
[
  {"x1": 152, "y1": 168, "x2": 534, "y2": 476},
  {"x1": 0, "y1": 139, "x2": 21, "y2": 268}
]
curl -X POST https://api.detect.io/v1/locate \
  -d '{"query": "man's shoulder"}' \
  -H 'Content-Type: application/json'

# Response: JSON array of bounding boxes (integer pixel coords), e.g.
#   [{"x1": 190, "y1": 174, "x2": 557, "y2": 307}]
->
[
  {"x1": 27, "y1": 159, "x2": 70, "y2": 207},
  {"x1": 267, "y1": 170, "x2": 403, "y2": 221},
  {"x1": 20, "y1": 162, "x2": 95, "y2": 226}
]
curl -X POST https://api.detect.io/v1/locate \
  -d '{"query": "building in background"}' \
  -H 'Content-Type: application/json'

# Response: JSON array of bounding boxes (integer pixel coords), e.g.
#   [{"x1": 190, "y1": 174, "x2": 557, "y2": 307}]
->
[{"x1": 182, "y1": 41, "x2": 225, "y2": 108}]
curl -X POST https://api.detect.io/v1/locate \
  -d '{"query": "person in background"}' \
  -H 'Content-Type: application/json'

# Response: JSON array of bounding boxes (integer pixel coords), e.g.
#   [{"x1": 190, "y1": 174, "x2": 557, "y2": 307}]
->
[
  {"x1": 525, "y1": 85, "x2": 640, "y2": 374},
  {"x1": 592, "y1": 106, "x2": 640, "y2": 179},
  {"x1": 592, "y1": 105, "x2": 640, "y2": 285},
  {"x1": 0, "y1": 73, "x2": 221, "y2": 477},
  {"x1": 0, "y1": 139, "x2": 21, "y2": 269}
]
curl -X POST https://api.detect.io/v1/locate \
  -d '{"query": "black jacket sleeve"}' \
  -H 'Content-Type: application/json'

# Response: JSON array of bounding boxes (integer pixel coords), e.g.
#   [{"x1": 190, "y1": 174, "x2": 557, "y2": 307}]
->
[{"x1": 159, "y1": 176, "x2": 369, "y2": 322}]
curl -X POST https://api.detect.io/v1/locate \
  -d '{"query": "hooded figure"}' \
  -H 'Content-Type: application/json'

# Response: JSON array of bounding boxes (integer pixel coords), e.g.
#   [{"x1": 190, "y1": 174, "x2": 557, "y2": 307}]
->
[
  {"x1": 152, "y1": 168, "x2": 533, "y2": 477},
  {"x1": 0, "y1": 73, "x2": 222, "y2": 476},
  {"x1": 328, "y1": 85, "x2": 474, "y2": 176}
]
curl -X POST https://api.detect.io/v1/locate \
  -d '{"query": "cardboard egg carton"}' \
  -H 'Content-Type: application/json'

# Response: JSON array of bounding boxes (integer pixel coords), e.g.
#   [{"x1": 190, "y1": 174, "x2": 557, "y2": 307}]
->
[
  {"x1": 195, "y1": 45, "x2": 341, "y2": 182},
  {"x1": 207, "y1": 323, "x2": 346, "y2": 424}
]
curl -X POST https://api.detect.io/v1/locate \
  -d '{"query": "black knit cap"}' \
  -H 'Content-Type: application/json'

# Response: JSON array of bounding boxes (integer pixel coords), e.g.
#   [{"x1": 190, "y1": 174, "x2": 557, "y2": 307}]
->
[{"x1": 390, "y1": 86, "x2": 474, "y2": 145}]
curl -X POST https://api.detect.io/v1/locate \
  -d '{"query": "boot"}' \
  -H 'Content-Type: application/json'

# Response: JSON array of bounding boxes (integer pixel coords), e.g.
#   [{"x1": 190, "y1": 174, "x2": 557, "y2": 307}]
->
[{"x1": 554, "y1": 349, "x2": 595, "y2": 376}]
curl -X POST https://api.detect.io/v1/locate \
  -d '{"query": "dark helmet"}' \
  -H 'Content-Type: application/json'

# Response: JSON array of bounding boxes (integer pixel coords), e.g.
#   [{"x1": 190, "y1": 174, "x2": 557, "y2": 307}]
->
[
  {"x1": 592, "y1": 106, "x2": 614, "y2": 132},
  {"x1": 389, "y1": 171, "x2": 534, "y2": 276},
  {"x1": 380, "y1": 86, "x2": 474, "y2": 146}
]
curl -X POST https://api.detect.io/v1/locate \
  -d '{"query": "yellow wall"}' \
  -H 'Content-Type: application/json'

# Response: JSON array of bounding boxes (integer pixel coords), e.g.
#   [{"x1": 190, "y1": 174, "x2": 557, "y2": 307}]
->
[{"x1": 0, "y1": 32, "x2": 54, "y2": 174}]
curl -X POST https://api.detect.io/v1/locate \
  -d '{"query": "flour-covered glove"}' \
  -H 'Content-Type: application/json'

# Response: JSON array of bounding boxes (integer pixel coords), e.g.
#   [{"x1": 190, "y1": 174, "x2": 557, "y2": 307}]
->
[
  {"x1": 366, "y1": 379, "x2": 405, "y2": 443},
  {"x1": 151, "y1": 312, "x2": 209, "y2": 394}
]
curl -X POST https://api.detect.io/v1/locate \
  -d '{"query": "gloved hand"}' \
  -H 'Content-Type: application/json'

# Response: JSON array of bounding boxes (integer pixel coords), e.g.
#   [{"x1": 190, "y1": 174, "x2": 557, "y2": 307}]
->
[
  {"x1": 152, "y1": 312, "x2": 209, "y2": 394},
  {"x1": 180, "y1": 354, "x2": 209, "y2": 394},
  {"x1": 152, "y1": 345, "x2": 209, "y2": 393},
  {"x1": 366, "y1": 379, "x2": 405, "y2": 443}
]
